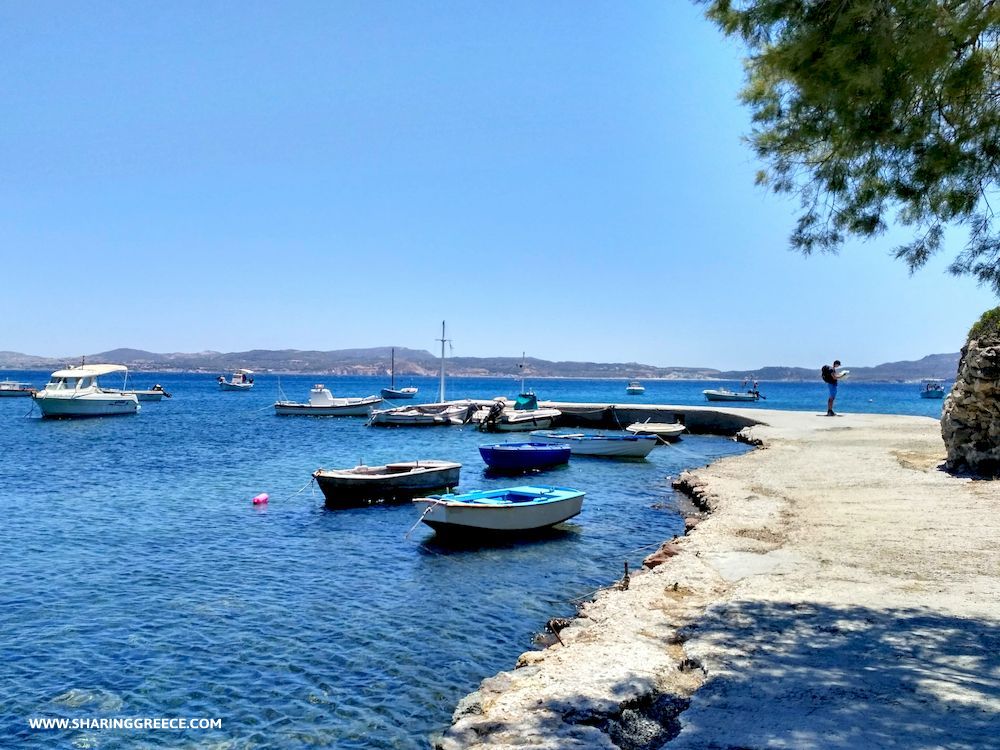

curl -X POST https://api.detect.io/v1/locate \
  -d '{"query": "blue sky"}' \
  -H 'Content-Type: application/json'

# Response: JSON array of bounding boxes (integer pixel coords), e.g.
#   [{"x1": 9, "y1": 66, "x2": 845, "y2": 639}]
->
[{"x1": 1, "y1": 1, "x2": 995, "y2": 370}]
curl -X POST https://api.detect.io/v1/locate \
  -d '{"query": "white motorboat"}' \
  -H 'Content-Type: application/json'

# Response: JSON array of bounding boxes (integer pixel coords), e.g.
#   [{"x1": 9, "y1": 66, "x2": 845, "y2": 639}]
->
[
  {"x1": 472, "y1": 394, "x2": 561, "y2": 433},
  {"x1": 33, "y1": 364, "x2": 139, "y2": 418},
  {"x1": 703, "y1": 387, "x2": 760, "y2": 402},
  {"x1": 625, "y1": 421, "x2": 686, "y2": 441},
  {"x1": 218, "y1": 369, "x2": 254, "y2": 391},
  {"x1": 313, "y1": 460, "x2": 461, "y2": 507},
  {"x1": 369, "y1": 401, "x2": 473, "y2": 426},
  {"x1": 626, "y1": 381, "x2": 645, "y2": 395},
  {"x1": 528, "y1": 430, "x2": 657, "y2": 458},
  {"x1": 0, "y1": 380, "x2": 36, "y2": 397},
  {"x1": 413, "y1": 485, "x2": 584, "y2": 534},
  {"x1": 275, "y1": 385, "x2": 382, "y2": 416},
  {"x1": 123, "y1": 384, "x2": 171, "y2": 402},
  {"x1": 380, "y1": 348, "x2": 418, "y2": 399}
]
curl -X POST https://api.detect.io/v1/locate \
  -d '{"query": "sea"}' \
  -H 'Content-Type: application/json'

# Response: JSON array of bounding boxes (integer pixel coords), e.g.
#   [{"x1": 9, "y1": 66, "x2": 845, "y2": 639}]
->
[{"x1": 0, "y1": 372, "x2": 946, "y2": 749}]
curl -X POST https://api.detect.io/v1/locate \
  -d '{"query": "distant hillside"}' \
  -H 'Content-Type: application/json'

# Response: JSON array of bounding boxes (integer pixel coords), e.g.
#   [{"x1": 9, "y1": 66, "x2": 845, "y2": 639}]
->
[{"x1": 0, "y1": 347, "x2": 961, "y2": 382}]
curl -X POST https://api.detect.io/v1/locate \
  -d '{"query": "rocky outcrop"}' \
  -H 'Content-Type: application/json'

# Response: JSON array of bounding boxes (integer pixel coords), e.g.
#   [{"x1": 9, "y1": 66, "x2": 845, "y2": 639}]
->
[{"x1": 941, "y1": 321, "x2": 1000, "y2": 476}]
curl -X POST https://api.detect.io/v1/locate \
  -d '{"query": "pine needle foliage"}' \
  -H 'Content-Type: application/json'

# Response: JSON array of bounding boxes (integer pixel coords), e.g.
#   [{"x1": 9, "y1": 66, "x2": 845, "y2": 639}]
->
[{"x1": 701, "y1": 1, "x2": 1000, "y2": 294}]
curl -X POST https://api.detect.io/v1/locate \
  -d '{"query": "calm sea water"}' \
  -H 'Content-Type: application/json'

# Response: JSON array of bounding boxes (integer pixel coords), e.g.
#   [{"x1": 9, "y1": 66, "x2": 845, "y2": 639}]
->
[{"x1": 0, "y1": 371, "x2": 942, "y2": 748}]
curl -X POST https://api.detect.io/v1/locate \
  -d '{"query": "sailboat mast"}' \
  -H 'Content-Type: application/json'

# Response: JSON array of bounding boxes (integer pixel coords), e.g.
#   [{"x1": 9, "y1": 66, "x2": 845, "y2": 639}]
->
[
  {"x1": 390, "y1": 347, "x2": 395, "y2": 389},
  {"x1": 438, "y1": 321, "x2": 446, "y2": 402}
]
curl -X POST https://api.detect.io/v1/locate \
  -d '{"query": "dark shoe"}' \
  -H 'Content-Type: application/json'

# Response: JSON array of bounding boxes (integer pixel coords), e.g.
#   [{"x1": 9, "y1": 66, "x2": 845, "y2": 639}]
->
[{"x1": 826, "y1": 410, "x2": 836, "y2": 416}]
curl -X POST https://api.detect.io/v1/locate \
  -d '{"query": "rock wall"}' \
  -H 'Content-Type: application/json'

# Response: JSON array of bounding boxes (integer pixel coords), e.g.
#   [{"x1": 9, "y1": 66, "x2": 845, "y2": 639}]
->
[{"x1": 941, "y1": 336, "x2": 1000, "y2": 476}]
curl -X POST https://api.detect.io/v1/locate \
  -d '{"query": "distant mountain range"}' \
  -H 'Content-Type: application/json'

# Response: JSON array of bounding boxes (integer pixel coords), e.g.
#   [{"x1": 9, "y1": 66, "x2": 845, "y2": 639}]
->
[{"x1": 0, "y1": 348, "x2": 961, "y2": 383}]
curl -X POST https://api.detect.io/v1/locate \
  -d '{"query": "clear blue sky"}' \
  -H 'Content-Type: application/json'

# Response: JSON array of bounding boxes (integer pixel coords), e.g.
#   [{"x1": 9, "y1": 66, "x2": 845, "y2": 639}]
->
[{"x1": 1, "y1": 1, "x2": 995, "y2": 370}]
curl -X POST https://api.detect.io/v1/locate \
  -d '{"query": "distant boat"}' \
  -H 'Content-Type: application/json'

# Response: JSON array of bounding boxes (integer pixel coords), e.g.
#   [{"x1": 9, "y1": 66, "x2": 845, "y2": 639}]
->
[
  {"x1": 625, "y1": 420, "x2": 685, "y2": 441},
  {"x1": 381, "y1": 348, "x2": 418, "y2": 399},
  {"x1": 920, "y1": 380, "x2": 946, "y2": 399},
  {"x1": 626, "y1": 381, "x2": 645, "y2": 395},
  {"x1": 123, "y1": 384, "x2": 171, "y2": 402},
  {"x1": 369, "y1": 401, "x2": 473, "y2": 426},
  {"x1": 703, "y1": 387, "x2": 760, "y2": 402},
  {"x1": 33, "y1": 364, "x2": 139, "y2": 418},
  {"x1": 528, "y1": 430, "x2": 657, "y2": 458},
  {"x1": 479, "y1": 442, "x2": 571, "y2": 472},
  {"x1": 473, "y1": 393, "x2": 561, "y2": 433},
  {"x1": 275, "y1": 385, "x2": 382, "y2": 416},
  {"x1": 413, "y1": 485, "x2": 585, "y2": 534},
  {"x1": 313, "y1": 460, "x2": 461, "y2": 508},
  {"x1": 0, "y1": 380, "x2": 36, "y2": 397},
  {"x1": 218, "y1": 369, "x2": 254, "y2": 391}
]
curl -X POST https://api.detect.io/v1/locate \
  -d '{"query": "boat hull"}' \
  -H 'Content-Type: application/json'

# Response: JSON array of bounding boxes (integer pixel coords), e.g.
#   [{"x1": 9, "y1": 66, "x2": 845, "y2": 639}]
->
[
  {"x1": 380, "y1": 387, "x2": 418, "y2": 399},
  {"x1": 528, "y1": 430, "x2": 657, "y2": 458},
  {"x1": 369, "y1": 402, "x2": 470, "y2": 427},
  {"x1": 920, "y1": 391, "x2": 945, "y2": 399},
  {"x1": 414, "y1": 486, "x2": 584, "y2": 533},
  {"x1": 0, "y1": 389, "x2": 34, "y2": 397},
  {"x1": 219, "y1": 382, "x2": 253, "y2": 391},
  {"x1": 34, "y1": 394, "x2": 139, "y2": 418},
  {"x1": 313, "y1": 461, "x2": 461, "y2": 507},
  {"x1": 625, "y1": 422, "x2": 685, "y2": 441},
  {"x1": 479, "y1": 443, "x2": 571, "y2": 472},
  {"x1": 703, "y1": 390, "x2": 759, "y2": 402}
]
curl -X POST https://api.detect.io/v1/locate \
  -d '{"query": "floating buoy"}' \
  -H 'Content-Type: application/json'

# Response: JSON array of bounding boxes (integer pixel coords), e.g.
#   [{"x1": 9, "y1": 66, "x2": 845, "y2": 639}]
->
[{"x1": 252, "y1": 493, "x2": 269, "y2": 505}]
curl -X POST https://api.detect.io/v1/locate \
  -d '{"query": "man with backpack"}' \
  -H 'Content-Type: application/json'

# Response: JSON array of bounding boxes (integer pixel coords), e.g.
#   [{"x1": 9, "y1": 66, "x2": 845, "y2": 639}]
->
[{"x1": 821, "y1": 359, "x2": 843, "y2": 416}]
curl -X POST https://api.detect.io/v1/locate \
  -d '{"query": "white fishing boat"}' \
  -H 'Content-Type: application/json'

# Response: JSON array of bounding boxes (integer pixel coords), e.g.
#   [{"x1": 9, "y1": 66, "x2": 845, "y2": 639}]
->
[
  {"x1": 380, "y1": 348, "x2": 418, "y2": 399},
  {"x1": 218, "y1": 369, "x2": 254, "y2": 390},
  {"x1": 123, "y1": 384, "x2": 171, "y2": 402},
  {"x1": 0, "y1": 380, "x2": 36, "y2": 397},
  {"x1": 528, "y1": 430, "x2": 657, "y2": 458},
  {"x1": 626, "y1": 381, "x2": 645, "y2": 395},
  {"x1": 472, "y1": 394, "x2": 561, "y2": 432},
  {"x1": 369, "y1": 401, "x2": 473, "y2": 426},
  {"x1": 413, "y1": 485, "x2": 584, "y2": 533},
  {"x1": 275, "y1": 385, "x2": 382, "y2": 416},
  {"x1": 313, "y1": 460, "x2": 461, "y2": 507},
  {"x1": 703, "y1": 387, "x2": 760, "y2": 402},
  {"x1": 33, "y1": 364, "x2": 139, "y2": 418},
  {"x1": 625, "y1": 420, "x2": 685, "y2": 441}
]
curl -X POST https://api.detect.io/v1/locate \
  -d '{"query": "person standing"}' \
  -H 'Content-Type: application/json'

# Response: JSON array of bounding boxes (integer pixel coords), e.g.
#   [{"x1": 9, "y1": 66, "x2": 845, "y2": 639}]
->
[{"x1": 821, "y1": 359, "x2": 843, "y2": 416}]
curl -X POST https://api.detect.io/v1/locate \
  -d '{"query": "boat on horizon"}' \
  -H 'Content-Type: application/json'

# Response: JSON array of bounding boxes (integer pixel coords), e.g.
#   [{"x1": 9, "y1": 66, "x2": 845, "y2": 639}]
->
[
  {"x1": 626, "y1": 381, "x2": 645, "y2": 395},
  {"x1": 413, "y1": 485, "x2": 585, "y2": 534},
  {"x1": 275, "y1": 384, "x2": 382, "y2": 416},
  {"x1": 0, "y1": 380, "x2": 36, "y2": 397},
  {"x1": 381, "y1": 348, "x2": 418, "y2": 400},
  {"x1": 33, "y1": 364, "x2": 139, "y2": 418},
  {"x1": 313, "y1": 460, "x2": 461, "y2": 507},
  {"x1": 218, "y1": 369, "x2": 254, "y2": 391}
]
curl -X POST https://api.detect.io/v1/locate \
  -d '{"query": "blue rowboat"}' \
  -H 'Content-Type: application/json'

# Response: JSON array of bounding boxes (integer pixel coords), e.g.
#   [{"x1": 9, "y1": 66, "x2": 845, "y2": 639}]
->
[
  {"x1": 479, "y1": 442, "x2": 571, "y2": 472},
  {"x1": 413, "y1": 485, "x2": 584, "y2": 533}
]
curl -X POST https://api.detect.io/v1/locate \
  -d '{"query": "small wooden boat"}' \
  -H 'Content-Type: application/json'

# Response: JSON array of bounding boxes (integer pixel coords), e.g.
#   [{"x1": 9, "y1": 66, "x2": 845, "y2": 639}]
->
[
  {"x1": 703, "y1": 388, "x2": 760, "y2": 402},
  {"x1": 313, "y1": 460, "x2": 461, "y2": 507},
  {"x1": 473, "y1": 393, "x2": 561, "y2": 433},
  {"x1": 219, "y1": 369, "x2": 254, "y2": 391},
  {"x1": 369, "y1": 401, "x2": 472, "y2": 426},
  {"x1": 528, "y1": 430, "x2": 657, "y2": 458},
  {"x1": 124, "y1": 384, "x2": 171, "y2": 401},
  {"x1": 275, "y1": 385, "x2": 382, "y2": 416},
  {"x1": 479, "y1": 442, "x2": 571, "y2": 472},
  {"x1": 920, "y1": 380, "x2": 946, "y2": 399},
  {"x1": 380, "y1": 348, "x2": 418, "y2": 399},
  {"x1": 0, "y1": 380, "x2": 36, "y2": 397},
  {"x1": 625, "y1": 421, "x2": 685, "y2": 441},
  {"x1": 625, "y1": 381, "x2": 645, "y2": 395},
  {"x1": 413, "y1": 485, "x2": 584, "y2": 533}
]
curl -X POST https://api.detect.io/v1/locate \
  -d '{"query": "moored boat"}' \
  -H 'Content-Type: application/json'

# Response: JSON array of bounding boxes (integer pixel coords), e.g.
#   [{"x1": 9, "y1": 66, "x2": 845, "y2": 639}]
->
[
  {"x1": 625, "y1": 421, "x2": 685, "y2": 441},
  {"x1": 313, "y1": 460, "x2": 461, "y2": 507},
  {"x1": 124, "y1": 384, "x2": 171, "y2": 401},
  {"x1": 528, "y1": 430, "x2": 657, "y2": 458},
  {"x1": 413, "y1": 485, "x2": 584, "y2": 533},
  {"x1": 33, "y1": 364, "x2": 139, "y2": 418},
  {"x1": 275, "y1": 385, "x2": 382, "y2": 416},
  {"x1": 920, "y1": 380, "x2": 946, "y2": 399},
  {"x1": 479, "y1": 442, "x2": 571, "y2": 472},
  {"x1": 380, "y1": 348, "x2": 418, "y2": 399},
  {"x1": 703, "y1": 387, "x2": 760, "y2": 402},
  {"x1": 369, "y1": 401, "x2": 473, "y2": 427},
  {"x1": 625, "y1": 381, "x2": 645, "y2": 395},
  {"x1": 0, "y1": 380, "x2": 36, "y2": 397},
  {"x1": 473, "y1": 393, "x2": 561, "y2": 433},
  {"x1": 218, "y1": 369, "x2": 254, "y2": 391}
]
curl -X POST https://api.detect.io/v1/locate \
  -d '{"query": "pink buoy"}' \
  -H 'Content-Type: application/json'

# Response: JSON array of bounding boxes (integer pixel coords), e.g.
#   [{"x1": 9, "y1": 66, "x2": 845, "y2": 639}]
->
[{"x1": 252, "y1": 493, "x2": 269, "y2": 505}]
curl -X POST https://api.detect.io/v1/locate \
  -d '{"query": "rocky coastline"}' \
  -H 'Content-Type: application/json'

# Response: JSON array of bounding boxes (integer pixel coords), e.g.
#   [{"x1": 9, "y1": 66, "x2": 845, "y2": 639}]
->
[{"x1": 434, "y1": 409, "x2": 999, "y2": 749}]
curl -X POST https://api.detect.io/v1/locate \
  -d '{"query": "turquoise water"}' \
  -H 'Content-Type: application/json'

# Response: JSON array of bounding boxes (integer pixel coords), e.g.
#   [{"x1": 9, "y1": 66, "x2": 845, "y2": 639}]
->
[{"x1": 0, "y1": 372, "x2": 940, "y2": 748}]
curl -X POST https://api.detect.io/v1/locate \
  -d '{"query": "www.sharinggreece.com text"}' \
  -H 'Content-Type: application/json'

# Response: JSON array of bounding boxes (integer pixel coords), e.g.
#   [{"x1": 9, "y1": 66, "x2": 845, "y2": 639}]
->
[{"x1": 27, "y1": 716, "x2": 222, "y2": 731}]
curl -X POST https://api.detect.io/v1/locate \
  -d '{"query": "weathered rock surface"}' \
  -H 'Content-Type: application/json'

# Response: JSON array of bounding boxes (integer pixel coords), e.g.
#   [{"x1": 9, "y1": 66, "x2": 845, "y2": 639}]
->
[
  {"x1": 435, "y1": 408, "x2": 1000, "y2": 749},
  {"x1": 942, "y1": 336, "x2": 1000, "y2": 475}
]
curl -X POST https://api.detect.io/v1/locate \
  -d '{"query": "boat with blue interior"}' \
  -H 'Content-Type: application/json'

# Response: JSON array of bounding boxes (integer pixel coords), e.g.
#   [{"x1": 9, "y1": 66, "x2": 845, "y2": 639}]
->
[
  {"x1": 479, "y1": 442, "x2": 571, "y2": 472},
  {"x1": 413, "y1": 485, "x2": 585, "y2": 533}
]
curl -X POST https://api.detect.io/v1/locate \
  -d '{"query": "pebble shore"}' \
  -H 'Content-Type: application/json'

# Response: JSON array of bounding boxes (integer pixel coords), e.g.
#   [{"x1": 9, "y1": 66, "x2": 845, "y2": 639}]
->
[{"x1": 435, "y1": 409, "x2": 1000, "y2": 749}]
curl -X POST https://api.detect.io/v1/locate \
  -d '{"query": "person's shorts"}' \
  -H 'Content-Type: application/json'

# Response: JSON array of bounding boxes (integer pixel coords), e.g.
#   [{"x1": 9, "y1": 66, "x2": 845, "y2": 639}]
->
[{"x1": 828, "y1": 382, "x2": 838, "y2": 398}]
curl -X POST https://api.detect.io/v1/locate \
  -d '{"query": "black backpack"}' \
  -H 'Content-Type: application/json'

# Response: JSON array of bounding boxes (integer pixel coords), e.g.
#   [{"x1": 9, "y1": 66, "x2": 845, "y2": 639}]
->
[{"x1": 821, "y1": 365, "x2": 836, "y2": 384}]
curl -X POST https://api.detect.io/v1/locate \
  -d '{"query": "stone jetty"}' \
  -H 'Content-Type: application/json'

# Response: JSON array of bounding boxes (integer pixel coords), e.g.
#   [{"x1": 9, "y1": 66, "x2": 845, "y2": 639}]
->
[{"x1": 435, "y1": 408, "x2": 1000, "y2": 749}]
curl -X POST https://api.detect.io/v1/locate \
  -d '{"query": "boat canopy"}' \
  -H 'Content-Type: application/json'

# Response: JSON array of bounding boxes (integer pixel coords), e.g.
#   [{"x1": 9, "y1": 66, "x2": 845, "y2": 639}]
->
[
  {"x1": 236, "y1": 369, "x2": 254, "y2": 374},
  {"x1": 49, "y1": 364, "x2": 128, "y2": 378},
  {"x1": 514, "y1": 393, "x2": 539, "y2": 411}
]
